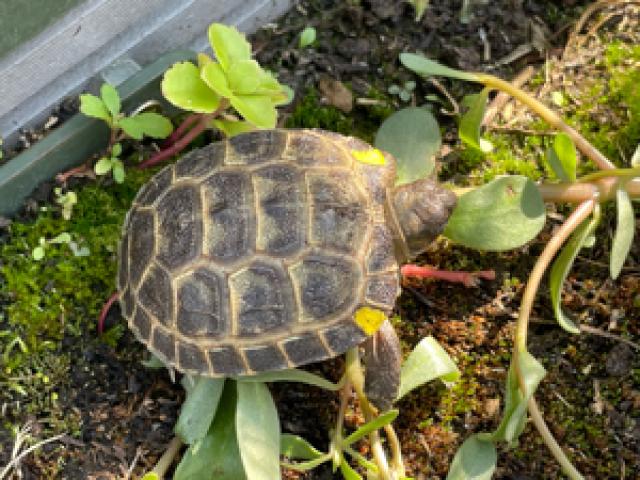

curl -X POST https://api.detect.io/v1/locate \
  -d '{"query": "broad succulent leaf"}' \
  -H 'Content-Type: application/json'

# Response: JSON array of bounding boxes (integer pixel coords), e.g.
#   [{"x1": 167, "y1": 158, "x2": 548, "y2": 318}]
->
[
  {"x1": 208, "y1": 23, "x2": 252, "y2": 72},
  {"x1": 162, "y1": 61, "x2": 221, "y2": 113}
]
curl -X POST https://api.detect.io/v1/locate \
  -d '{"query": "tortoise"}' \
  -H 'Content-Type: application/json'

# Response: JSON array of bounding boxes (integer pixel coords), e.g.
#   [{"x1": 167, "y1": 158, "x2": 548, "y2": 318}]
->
[{"x1": 118, "y1": 129, "x2": 456, "y2": 391}]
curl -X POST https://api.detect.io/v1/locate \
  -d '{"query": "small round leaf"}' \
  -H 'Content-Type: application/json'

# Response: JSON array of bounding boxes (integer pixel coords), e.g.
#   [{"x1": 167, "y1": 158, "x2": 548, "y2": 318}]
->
[
  {"x1": 100, "y1": 83, "x2": 121, "y2": 117},
  {"x1": 443, "y1": 176, "x2": 546, "y2": 251},
  {"x1": 79, "y1": 94, "x2": 111, "y2": 123},
  {"x1": 94, "y1": 157, "x2": 112, "y2": 175},
  {"x1": 375, "y1": 107, "x2": 441, "y2": 185},
  {"x1": 299, "y1": 26, "x2": 317, "y2": 48}
]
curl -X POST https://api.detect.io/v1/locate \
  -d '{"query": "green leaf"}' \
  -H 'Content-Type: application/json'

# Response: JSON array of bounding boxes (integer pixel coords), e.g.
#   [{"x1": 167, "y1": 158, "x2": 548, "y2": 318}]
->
[
  {"x1": 100, "y1": 83, "x2": 120, "y2": 117},
  {"x1": 374, "y1": 107, "x2": 441, "y2": 185},
  {"x1": 549, "y1": 206, "x2": 601, "y2": 333},
  {"x1": 50, "y1": 232, "x2": 72, "y2": 244},
  {"x1": 111, "y1": 142, "x2": 122, "y2": 157},
  {"x1": 112, "y1": 160, "x2": 125, "y2": 184},
  {"x1": 280, "y1": 434, "x2": 325, "y2": 460},
  {"x1": 446, "y1": 434, "x2": 497, "y2": 480},
  {"x1": 339, "y1": 459, "x2": 363, "y2": 480},
  {"x1": 344, "y1": 410, "x2": 399, "y2": 446},
  {"x1": 397, "y1": 336, "x2": 460, "y2": 401},
  {"x1": 162, "y1": 61, "x2": 221, "y2": 113},
  {"x1": 141, "y1": 473, "x2": 159, "y2": 480},
  {"x1": 459, "y1": 89, "x2": 491, "y2": 152},
  {"x1": 255, "y1": 72, "x2": 289, "y2": 105},
  {"x1": 236, "y1": 382, "x2": 280, "y2": 480},
  {"x1": 79, "y1": 94, "x2": 111, "y2": 123},
  {"x1": 443, "y1": 176, "x2": 546, "y2": 251},
  {"x1": 400, "y1": 53, "x2": 479, "y2": 82},
  {"x1": 208, "y1": 23, "x2": 252, "y2": 72},
  {"x1": 119, "y1": 113, "x2": 174, "y2": 140},
  {"x1": 278, "y1": 84, "x2": 295, "y2": 106},
  {"x1": 176, "y1": 377, "x2": 225, "y2": 445},
  {"x1": 136, "y1": 112, "x2": 174, "y2": 138},
  {"x1": 546, "y1": 133, "x2": 577, "y2": 182},
  {"x1": 299, "y1": 26, "x2": 317, "y2": 48},
  {"x1": 227, "y1": 60, "x2": 262, "y2": 95},
  {"x1": 611, "y1": 188, "x2": 635, "y2": 279},
  {"x1": 211, "y1": 119, "x2": 256, "y2": 138},
  {"x1": 201, "y1": 61, "x2": 234, "y2": 98},
  {"x1": 235, "y1": 368, "x2": 341, "y2": 391},
  {"x1": 32, "y1": 245, "x2": 45, "y2": 261},
  {"x1": 231, "y1": 94, "x2": 277, "y2": 128},
  {"x1": 631, "y1": 143, "x2": 640, "y2": 167},
  {"x1": 409, "y1": 0, "x2": 430, "y2": 21},
  {"x1": 174, "y1": 382, "x2": 246, "y2": 480},
  {"x1": 492, "y1": 351, "x2": 545, "y2": 443},
  {"x1": 94, "y1": 156, "x2": 112, "y2": 175}
]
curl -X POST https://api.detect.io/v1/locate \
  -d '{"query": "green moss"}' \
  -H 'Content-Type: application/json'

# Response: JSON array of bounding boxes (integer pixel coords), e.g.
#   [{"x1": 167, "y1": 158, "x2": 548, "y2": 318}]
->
[
  {"x1": 0, "y1": 167, "x2": 154, "y2": 372},
  {"x1": 285, "y1": 87, "x2": 394, "y2": 143},
  {"x1": 446, "y1": 133, "x2": 545, "y2": 185},
  {"x1": 564, "y1": 41, "x2": 640, "y2": 165}
]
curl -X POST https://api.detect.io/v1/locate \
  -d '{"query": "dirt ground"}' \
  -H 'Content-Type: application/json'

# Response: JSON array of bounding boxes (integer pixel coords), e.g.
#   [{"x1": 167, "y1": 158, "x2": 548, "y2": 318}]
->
[{"x1": 1, "y1": 0, "x2": 639, "y2": 479}]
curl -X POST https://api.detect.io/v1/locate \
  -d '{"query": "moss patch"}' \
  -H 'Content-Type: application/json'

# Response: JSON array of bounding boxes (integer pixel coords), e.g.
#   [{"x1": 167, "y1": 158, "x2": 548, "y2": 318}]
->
[{"x1": 0, "y1": 168, "x2": 155, "y2": 400}]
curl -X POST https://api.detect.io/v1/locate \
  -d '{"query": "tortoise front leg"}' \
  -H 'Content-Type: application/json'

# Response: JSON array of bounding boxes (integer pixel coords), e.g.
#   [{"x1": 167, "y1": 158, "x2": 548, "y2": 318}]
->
[{"x1": 362, "y1": 320, "x2": 402, "y2": 412}]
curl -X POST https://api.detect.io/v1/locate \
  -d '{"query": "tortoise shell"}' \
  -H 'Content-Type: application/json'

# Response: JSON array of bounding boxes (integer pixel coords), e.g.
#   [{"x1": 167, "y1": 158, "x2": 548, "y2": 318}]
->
[{"x1": 118, "y1": 129, "x2": 401, "y2": 376}]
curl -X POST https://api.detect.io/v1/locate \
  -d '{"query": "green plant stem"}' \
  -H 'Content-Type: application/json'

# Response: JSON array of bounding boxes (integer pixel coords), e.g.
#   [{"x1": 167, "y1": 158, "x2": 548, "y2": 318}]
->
[
  {"x1": 515, "y1": 199, "x2": 595, "y2": 351},
  {"x1": 537, "y1": 178, "x2": 640, "y2": 204},
  {"x1": 138, "y1": 100, "x2": 229, "y2": 169},
  {"x1": 383, "y1": 423, "x2": 404, "y2": 476},
  {"x1": 578, "y1": 167, "x2": 640, "y2": 183},
  {"x1": 345, "y1": 348, "x2": 393, "y2": 480},
  {"x1": 333, "y1": 377, "x2": 352, "y2": 467},
  {"x1": 477, "y1": 74, "x2": 615, "y2": 171},
  {"x1": 138, "y1": 115, "x2": 210, "y2": 169},
  {"x1": 528, "y1": 397, "x2": 584, "y2": 480},
  {"x1": 152, "y1": 436, "x2": 183, "y2": 479},
  {"x1": 513, "y1": 199, "x2": 595, "y2": 480},
  {"x1": 281, "y1": 453, "x2": 334, "y2": 472}
]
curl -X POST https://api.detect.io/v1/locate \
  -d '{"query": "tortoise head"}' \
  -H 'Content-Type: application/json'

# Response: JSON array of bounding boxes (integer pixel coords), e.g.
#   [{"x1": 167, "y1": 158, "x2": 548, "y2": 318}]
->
[{"x1": 387, "y1": 178, "x2": 457, "y2": 262}]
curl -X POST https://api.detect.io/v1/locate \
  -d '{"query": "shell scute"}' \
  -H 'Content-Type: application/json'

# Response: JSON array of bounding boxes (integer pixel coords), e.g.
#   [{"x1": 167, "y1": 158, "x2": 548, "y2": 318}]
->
[
  {"x1": 289, "y1": 255, "x2": 359, "y2": 322},
  {"x1": 152, "y1": 327, "x2": 176, "y2": 363},
  {"x1": 138, "y1": 264, "x2": 174, "y2": 326},
  {"x1": 244, "y1": 345, "x2": 289, "y2": 372},
  {"x1": 127, "y1": 209, "x2": 155, "y2": 288},
  {"x1": 176, "y1": 267, "x2": 227, "y2": 337},
  {"x1": 202, "y1": 171, "x2": 254, "y2": 262},
  {"x1": 227, "y1": 129, "x2": 287, "y2": 165},
  {"x1": 230, "y1": 259, "x2": 296, "y2": 337},
  {"x1": 176, "y1": 142, "x2": 225, "y2": 178},
  {"x1": 156, "y1": 184, "x2": 202, "y2": 271},
  {"x1": 254, "y1": 164, "x2": 306, "y2": 255},
  {"x1": 307, "y1": 171, "x2": 369, "y2": 254}
]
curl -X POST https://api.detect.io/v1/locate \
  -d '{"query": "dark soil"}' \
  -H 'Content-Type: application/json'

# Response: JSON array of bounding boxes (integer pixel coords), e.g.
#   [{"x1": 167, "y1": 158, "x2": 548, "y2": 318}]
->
[{"x1": 2, "y1": 0, "x2": 639, "y2": 479}]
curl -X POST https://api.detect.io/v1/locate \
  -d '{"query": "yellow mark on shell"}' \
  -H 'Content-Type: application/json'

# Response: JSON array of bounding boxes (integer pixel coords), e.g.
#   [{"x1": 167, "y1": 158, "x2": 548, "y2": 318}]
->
[
  {"x1": 351, "y1": 148, "x2": 386, "y2": 166},
  {"x1": 354, "y1": 306, "x2": 387, "y2": 335}
]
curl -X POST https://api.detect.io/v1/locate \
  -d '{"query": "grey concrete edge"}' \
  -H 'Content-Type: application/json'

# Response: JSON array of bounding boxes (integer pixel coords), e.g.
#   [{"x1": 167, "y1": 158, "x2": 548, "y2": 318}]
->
[{"x1": 0, "y1": 0, "x2": 293, "y2": 150}]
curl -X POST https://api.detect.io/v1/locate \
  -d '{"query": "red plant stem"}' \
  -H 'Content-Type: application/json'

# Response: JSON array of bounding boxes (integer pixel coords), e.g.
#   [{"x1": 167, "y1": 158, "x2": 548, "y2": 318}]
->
[
  {"x1": 138, "y1": 116, "x2": 209, "y2": 169},
  {"x1": 401, "y1": 264, "x2": 496, "y2": 287},
  {"x1": 98, "y1": 291, "x2": 120, "y2": 334},
  {"x1": 162, "y1": 114, "x2": 202, "y2": 148}
]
